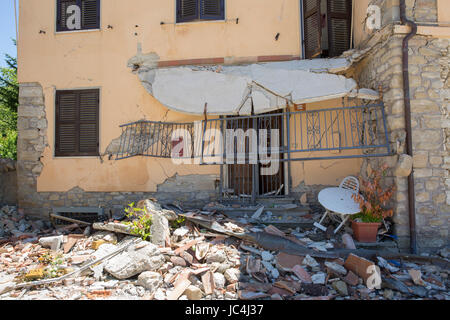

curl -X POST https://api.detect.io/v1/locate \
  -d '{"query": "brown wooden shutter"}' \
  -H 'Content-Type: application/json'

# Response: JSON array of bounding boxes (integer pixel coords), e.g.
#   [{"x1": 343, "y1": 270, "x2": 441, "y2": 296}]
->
[
  {"x1": 78, "y1": 90, "x2": 99, "y2": 154},
  {"x1": 57, "y1": 0, "x2": 77, "y2": 32},
  {"x1": 55, "y1": 91, "x2": 78, "y2": 156},
  {"x1": 327, "y1": 0, "x2": 352, "y2": 57},
  {"x1": 81, "y1": 0, "x2": 100, "y2": 30},
  {"x1": 57, "y1": 0, "x2": 99, "y2": 32},
  {"x1": 303, "y1": 0, "x2": 322, "y2": 59},
  {"x1": 55, "y1": 90, "x2": 99, "y2": 157},
  {"x1": 177, "y1": 0, "x2": 198, "y2": 23},
  {"x1": 200, "y1": 0, "x2": 224, "y2": 20}
]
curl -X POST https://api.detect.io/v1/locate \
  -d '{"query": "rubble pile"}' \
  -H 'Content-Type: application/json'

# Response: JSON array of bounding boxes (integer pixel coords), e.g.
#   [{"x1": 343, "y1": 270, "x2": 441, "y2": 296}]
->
[
  {"x1": 0, "y1": 203, "x2": 449, "y2": 300},
  {"x1": 0, "y1": 206, "x2": 52, "y2": 241}
]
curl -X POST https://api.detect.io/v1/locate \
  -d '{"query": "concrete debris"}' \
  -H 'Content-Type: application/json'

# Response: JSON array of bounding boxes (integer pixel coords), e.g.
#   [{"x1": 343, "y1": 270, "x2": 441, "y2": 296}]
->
[
  {"x1": 149, "y1": 209, "x2": 170, "y2": 247},
  {"x1": 332, "y1": 281, "x2": 348, "y2": 296},
  {"x1": 377, "y1": 256, "x2": 400, "y2": 273},
  {"x1": 133, "y1": 60, "x2": 379, "y2": 116},
  {"x1": 104, "y1": 242, "x2": 165, "y2": 279},
  {"x1": 38, "y1": 235, "x2": 64, "y2": 251},
  {"x1": 0, "y1": 204, "x2": 448, "y2": 300},
  {"x1": 311, "y1": 273, "x2": 327, "y2": 285},
  {"x1": 325, "y1": 262, "x2": 348, "y2": 276},
  {"x1": 137, "y1": 271, "x2": 163, "y2": 293},
  {"x1": 213, "y1": 273, "x2": 226, "y2": 290},
  {"x1": 184, "y1": 285, "x2": 203, "y2": 300},
  {"x1": 261, "y1": 251, "x2": 274, "y2": 262},
  {"x1": 302, "y1": 255, "x2": 319, "y2": 268},
  {"x1": 341, "y1": 234, "x2": 356, "y2": 250}
]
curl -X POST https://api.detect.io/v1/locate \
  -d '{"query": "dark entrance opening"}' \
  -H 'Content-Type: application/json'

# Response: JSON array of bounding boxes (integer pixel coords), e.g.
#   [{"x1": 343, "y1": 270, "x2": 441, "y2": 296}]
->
[{"x1": 226, "y1": 111, "x2": 285, "y2": 203}]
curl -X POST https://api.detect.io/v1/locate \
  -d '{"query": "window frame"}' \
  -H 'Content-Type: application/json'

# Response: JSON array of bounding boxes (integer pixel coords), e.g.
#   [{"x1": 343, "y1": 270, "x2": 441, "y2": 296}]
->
[
  {"x1": 176, "y1": 0, "x2": 225, "y2": 24},
  {"x1": 54, "y1": 88, "x2": 100, "y2": 158},
  {"x1": 301, "y1": 0, "x2": 353, "y2": 59},
  {"x1": 56, "y1": 0, "x2": 101, "y2": 33}
]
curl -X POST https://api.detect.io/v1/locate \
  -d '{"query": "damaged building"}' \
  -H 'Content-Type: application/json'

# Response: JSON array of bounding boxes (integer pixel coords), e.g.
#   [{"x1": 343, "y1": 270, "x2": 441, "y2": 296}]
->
[{"x1": 14, "y1": 0, "x2": 450, "y2": 254}]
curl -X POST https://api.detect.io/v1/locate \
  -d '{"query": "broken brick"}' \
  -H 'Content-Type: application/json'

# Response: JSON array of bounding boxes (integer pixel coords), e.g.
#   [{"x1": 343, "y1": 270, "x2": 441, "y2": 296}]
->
[
  {"x1": 201, "y1": 271, "x2": 215, "y2": 295},
  {"x1": 276, "y1": 252, "x2": 304, "y2": 271},
  {"x1": 264, "y1": 225, "x2": 285, "y2": 237},
  {"x1": 344, "y1": 254, "x2": 375, "y2": 283},
  {"x1": 274, "y1": 281, "x2": 298, "y2": 294},
  {"x1": 343, "y1": 271, "x2": 360, "y2": 286},
  {"x1": 267, "y1": 286, "x2": 293, "y2": 297},
  {"x1": 292, "y1": 265, "x2": 312, "y2": 284}
]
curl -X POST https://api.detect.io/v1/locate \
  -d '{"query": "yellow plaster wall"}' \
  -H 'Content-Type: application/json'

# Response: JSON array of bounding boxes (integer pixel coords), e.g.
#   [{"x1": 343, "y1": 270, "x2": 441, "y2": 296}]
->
[
  {"x1": 438, "y1": 0, "x2": 450, "y2": 23},
  {"x1": 18, "y1": 0, "x2": 362, "y2": 193}
]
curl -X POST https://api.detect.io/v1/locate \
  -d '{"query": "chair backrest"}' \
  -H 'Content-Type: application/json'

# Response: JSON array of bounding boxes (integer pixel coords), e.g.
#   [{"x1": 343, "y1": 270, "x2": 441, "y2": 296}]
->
[{"x1": 339, "y1": 176, "x2": 359, "y2": 193}]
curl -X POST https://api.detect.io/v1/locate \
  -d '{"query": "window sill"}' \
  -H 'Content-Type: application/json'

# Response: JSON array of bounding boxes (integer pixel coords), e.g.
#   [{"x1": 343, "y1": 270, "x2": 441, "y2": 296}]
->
[
  {"x1": 174, "y1": 20, "x2": 226, "y2": 26},
  {"x1": 53, "y1": 155, "x2": 100, "y2": 159},
  {"x1": 55, "y1": 28, "x2": 101, "y2": 35}
]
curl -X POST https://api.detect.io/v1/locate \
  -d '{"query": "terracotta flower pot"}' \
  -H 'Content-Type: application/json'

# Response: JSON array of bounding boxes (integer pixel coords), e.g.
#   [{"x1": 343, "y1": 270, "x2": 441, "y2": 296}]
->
[{"x1": 351, "y1": 221, "x2": 381, "y2": 243}]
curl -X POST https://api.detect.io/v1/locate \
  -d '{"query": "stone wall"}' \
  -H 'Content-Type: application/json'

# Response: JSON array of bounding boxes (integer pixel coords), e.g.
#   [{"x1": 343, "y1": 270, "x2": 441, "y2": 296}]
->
[
  {"x1": 356, "y1": 25, "x2": 449, "y2": 252},
  {"x1": 0, "y1": 159, "x2": 17, "y2": 205}
]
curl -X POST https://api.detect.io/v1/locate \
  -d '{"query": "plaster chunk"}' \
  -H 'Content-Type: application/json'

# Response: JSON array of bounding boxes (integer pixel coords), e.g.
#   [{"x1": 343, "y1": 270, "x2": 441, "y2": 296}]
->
[{"x1": 131, "y1": 59, "x2": 378, "y2": 116}]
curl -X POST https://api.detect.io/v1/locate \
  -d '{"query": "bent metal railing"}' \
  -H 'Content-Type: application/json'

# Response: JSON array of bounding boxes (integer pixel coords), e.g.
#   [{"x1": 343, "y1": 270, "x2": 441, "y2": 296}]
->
[
  {"x1": 115, "y1": 103, "x2": 391, "y2": 204},
  {"x1": 115, "y1": 103, "x2": 391, "y2": 162}
]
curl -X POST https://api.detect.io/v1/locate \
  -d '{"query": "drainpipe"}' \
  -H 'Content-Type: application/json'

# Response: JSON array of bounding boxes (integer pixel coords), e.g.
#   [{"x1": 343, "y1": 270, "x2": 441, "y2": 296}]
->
[{"x1": 399, "y1": 0, "x2": 418, "y2": 254}]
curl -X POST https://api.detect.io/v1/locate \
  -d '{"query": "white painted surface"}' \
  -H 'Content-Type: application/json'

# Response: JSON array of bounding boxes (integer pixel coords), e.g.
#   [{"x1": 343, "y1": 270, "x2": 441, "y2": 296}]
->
[
  {"x1": 139, "y1": 59, "x2": 378, "y2": 116},
  {"x1": 318, "y1": 187, "x2": 361, "y2": 215}
]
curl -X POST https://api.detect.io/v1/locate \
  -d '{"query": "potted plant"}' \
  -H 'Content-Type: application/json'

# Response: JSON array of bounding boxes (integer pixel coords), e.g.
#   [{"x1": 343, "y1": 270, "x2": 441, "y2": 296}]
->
[{"x1": 351, "y1": 164, "x2": 395, "y2": 243}]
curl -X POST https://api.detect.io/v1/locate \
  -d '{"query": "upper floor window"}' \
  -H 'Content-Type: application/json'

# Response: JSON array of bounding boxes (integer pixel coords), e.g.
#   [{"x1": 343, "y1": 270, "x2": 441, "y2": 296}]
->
[
  {"x1": 56, "y1": 0, "x2": 100, "y2": 32},
  {"x1": 177, "y1": 0, "x2": 225, "y2": 23},
  {"x1": 303, "y1": 0, "x2": 352, "y2": 59}
]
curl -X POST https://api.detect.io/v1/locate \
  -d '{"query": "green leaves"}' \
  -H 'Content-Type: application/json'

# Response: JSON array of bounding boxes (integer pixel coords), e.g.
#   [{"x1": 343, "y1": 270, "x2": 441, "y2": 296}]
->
[
  {"x1": 0, "y1": 40, "x2": 18, "y2": 159},
  {"x1": 0, "y1": 129, "x2": 17, "y2": 159},
  {"x1": 124, "y1": 203, "x2": 153, "y2": 241}
]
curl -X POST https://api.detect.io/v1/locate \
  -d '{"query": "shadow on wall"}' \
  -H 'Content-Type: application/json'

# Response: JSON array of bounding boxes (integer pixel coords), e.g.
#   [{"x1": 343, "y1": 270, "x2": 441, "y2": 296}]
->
[{"x1": 0, "y1": 159, "x2": 17, "y2": 205}]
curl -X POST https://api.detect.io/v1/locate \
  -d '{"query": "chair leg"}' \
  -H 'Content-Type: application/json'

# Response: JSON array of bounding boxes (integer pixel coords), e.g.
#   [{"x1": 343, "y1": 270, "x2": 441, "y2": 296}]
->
[
  {"x1": 334, "y1": 215, "x2": 350, "y2": 234},
  {"x1": 318, "y1": 210, "x2": 329, "y2": 224},
  {"x1": 314, "y1": 210, "x2": 330, "y2": 232}
]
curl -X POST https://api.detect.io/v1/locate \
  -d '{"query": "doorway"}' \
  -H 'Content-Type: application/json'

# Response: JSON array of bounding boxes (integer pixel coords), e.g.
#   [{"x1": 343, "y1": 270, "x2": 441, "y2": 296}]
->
[{"x1": 225, "y1": 111, "x2": 286, "y2": 203}]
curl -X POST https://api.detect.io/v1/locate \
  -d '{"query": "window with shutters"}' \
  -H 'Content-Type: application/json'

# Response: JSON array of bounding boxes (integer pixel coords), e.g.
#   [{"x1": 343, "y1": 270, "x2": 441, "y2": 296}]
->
[
  {"x1": 302, "y1": 0, "x2": 352, "y2": 59},
  {"x1": 56, "y1": 0, "x2": 100, "y2": 32},
  {"x1": 55, "y1": 89, "x2": 99, "y2": 157},
  {"x1": 176, "y1": 0, "x2": 225, "y2": 23}
]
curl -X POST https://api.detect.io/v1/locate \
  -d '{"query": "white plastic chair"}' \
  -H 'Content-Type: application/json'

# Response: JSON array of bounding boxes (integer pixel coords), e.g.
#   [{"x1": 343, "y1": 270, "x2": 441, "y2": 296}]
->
[
  {"x1": 314, "y1": 176, "x2": 361, "y2": 234},
  {"x1": 339, "y1": 176, "x2": 360, "y2": 194}
]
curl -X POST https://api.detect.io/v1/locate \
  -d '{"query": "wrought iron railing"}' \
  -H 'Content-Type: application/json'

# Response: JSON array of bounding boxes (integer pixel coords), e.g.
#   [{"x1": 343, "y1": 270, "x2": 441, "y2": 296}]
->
[{"x1": 115, "y1": 103, "x2": 391, "y2": 162}]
